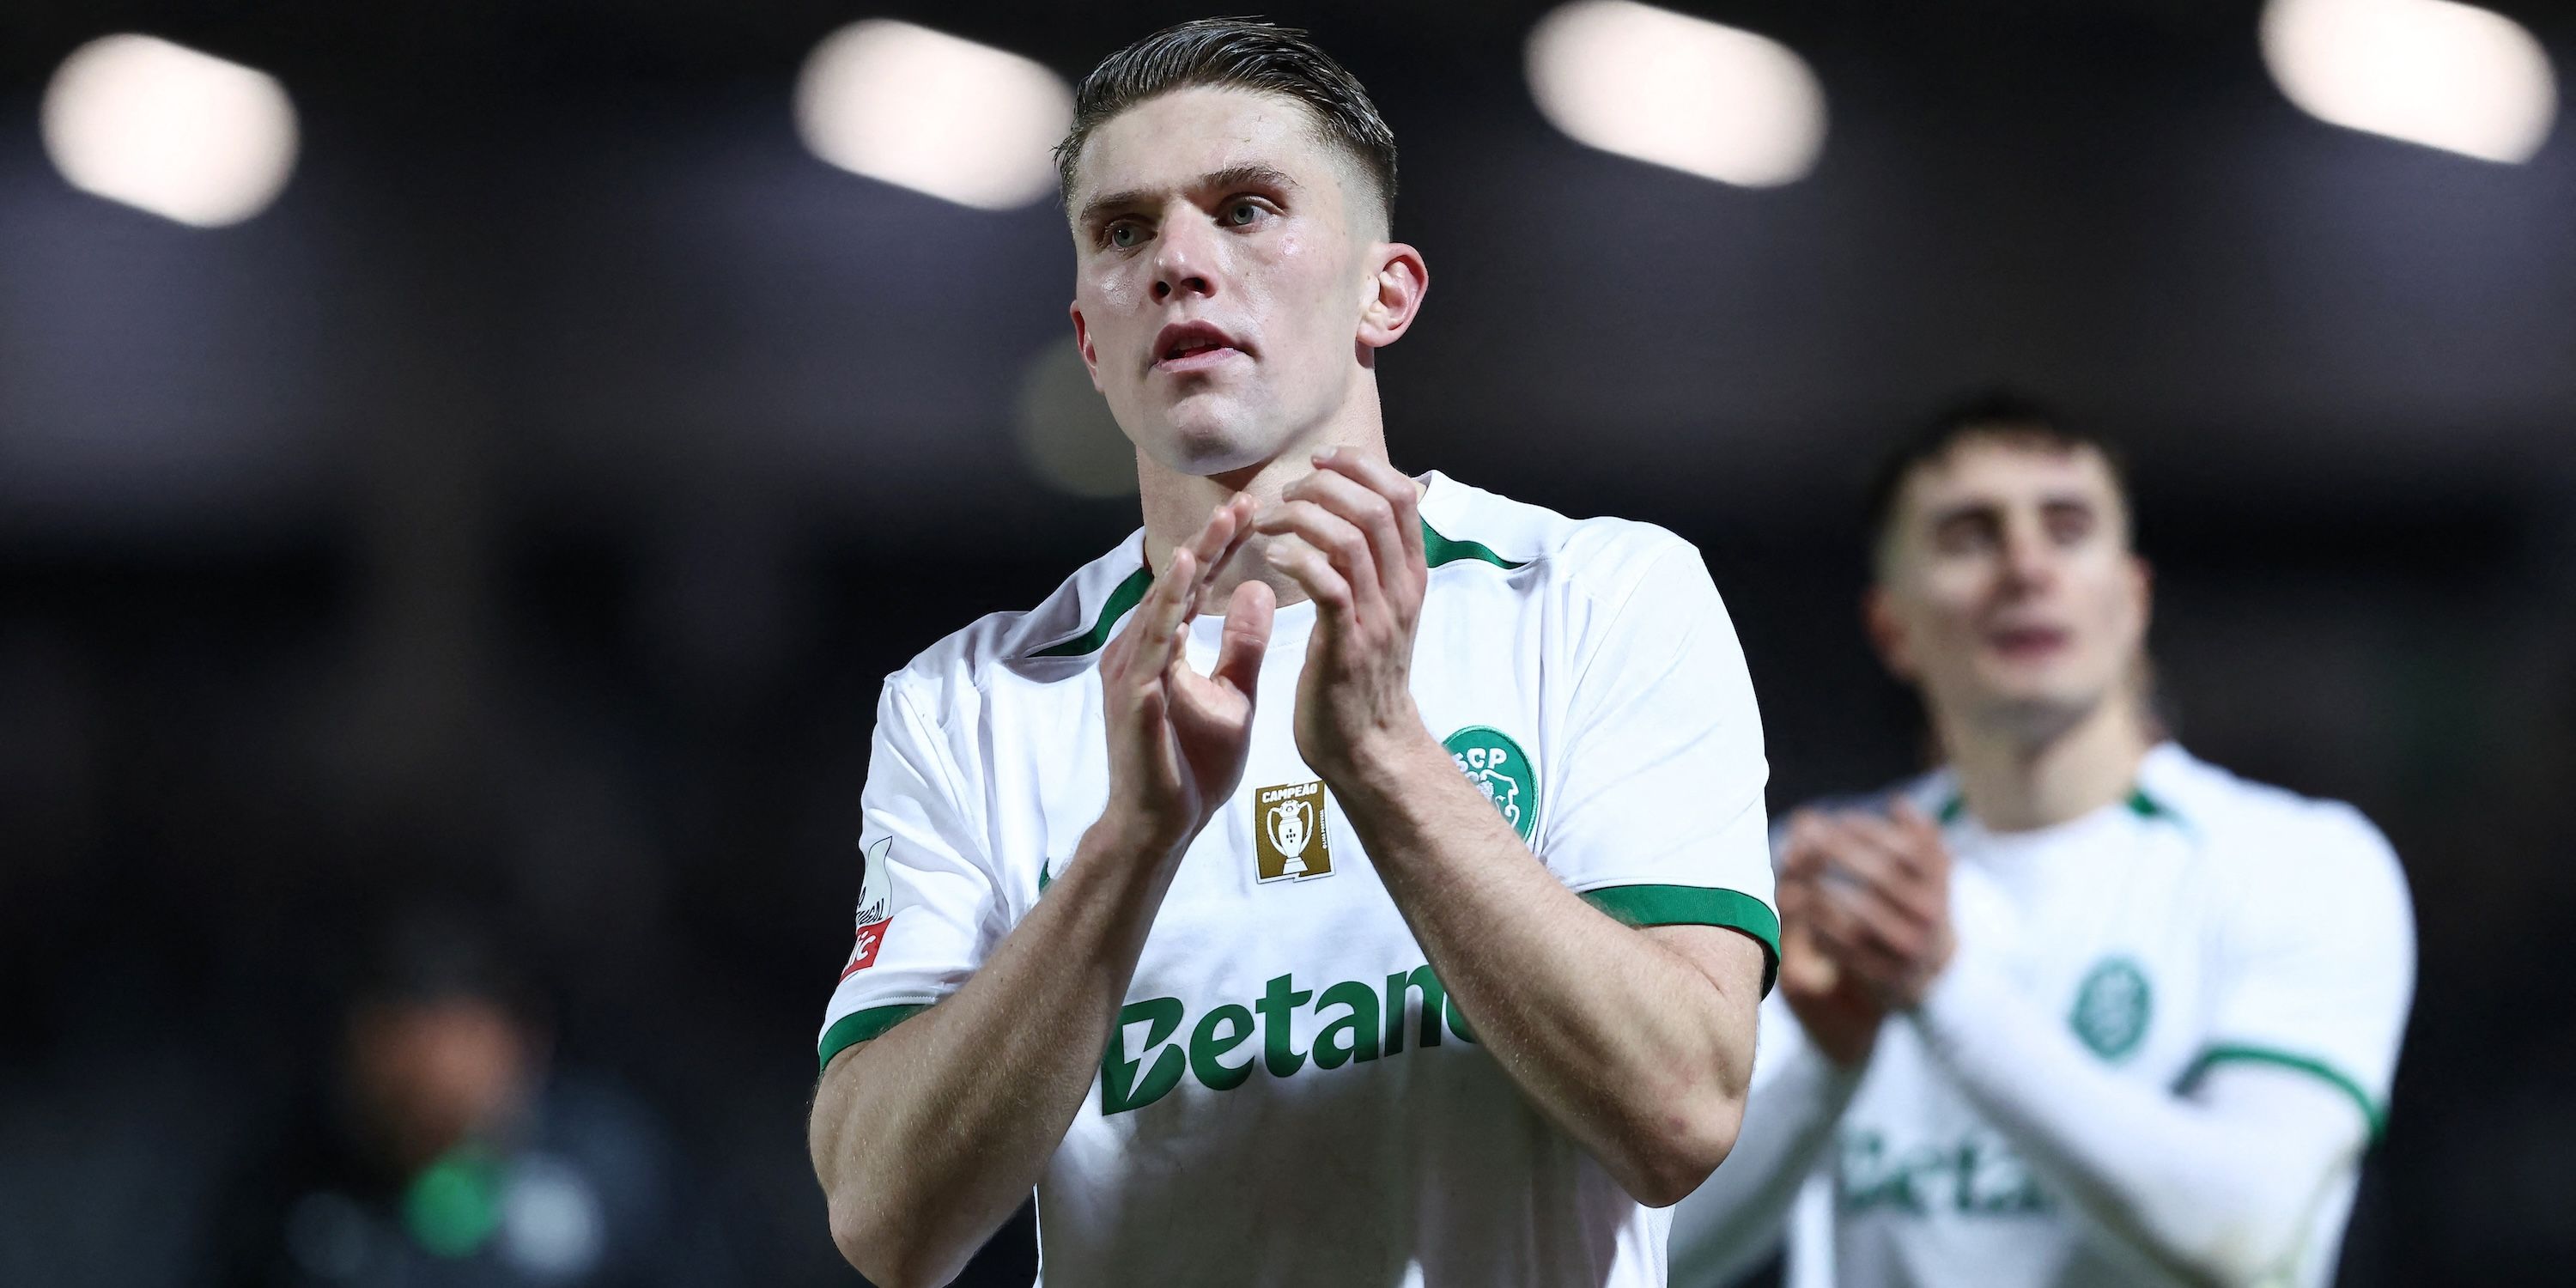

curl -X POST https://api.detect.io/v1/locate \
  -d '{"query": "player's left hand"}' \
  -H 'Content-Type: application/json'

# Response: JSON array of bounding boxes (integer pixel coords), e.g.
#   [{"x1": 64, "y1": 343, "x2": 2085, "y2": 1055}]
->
[
  {"x1": 1253, "y1": 449, "x2": 1431, "y2": 788},
  {"x1": 1802, "y1": 799, "x2": 1957, "y2": 1010}
]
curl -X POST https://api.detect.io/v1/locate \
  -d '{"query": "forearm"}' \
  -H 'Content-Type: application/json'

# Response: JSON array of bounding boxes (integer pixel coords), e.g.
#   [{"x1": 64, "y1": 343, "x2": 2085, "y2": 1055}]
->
[
  {"x1": 1907, "y1": 947, "x2": 2363, "y2": 1286},
  {"x1": 810, "y1": 820, "x2": 1172, "y2": 1287},
  {"x1": 1668, "y1": 1030, "x2": 1865, "y2": 1285},
  {"x1": 1338, "y1": 734, "x2": 1763, "y2": 1206}
]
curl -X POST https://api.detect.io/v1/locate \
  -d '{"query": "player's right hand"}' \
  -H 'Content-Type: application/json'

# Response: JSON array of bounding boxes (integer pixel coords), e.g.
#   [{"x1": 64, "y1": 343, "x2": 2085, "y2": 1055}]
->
[
  {"x1": 1776, "y1": 810, "x2": 1892, "y2": 1066},
  {"x1": 1095, "y1": 495, "x2": 1275, "y2": 861}
]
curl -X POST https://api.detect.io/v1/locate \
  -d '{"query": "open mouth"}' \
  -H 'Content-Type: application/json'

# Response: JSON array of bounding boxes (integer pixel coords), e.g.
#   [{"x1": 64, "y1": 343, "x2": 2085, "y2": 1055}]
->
[
  {"x1": 1152, "y1": 321, "x2": 1247, "y2": 372},
  {"x1": 1986, "y1": 625, "x2": 2071, "y2": 660}
]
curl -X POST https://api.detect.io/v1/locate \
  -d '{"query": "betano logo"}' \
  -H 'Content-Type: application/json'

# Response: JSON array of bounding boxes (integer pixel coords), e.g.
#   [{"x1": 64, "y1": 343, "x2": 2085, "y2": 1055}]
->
[{"x1": 1102, "y1": 965, "x2": 1478, "y2": 1115}]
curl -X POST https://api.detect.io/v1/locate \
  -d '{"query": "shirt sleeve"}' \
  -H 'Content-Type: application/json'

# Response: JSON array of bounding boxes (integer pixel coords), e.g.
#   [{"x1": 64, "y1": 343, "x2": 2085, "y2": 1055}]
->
[
  {"x1": 816, "y1": 677, "x2": 1004, "y2": 1071},
  {"x1": 1536, "y1": 538, "x2": 1779, "y2": 989},
  {"x1": 2183, "y1": 802, "x2": 2416, "y2": 1140}
]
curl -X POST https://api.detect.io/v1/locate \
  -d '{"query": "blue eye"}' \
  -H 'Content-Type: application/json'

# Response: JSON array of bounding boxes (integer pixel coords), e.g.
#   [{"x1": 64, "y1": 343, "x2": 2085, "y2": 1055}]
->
[
  {"x1": 1225, "y1": 202, "x2": 1262, "y2": 227},
  {"x1": 1108, "y1": 222, "x2": 1144, "y2": 249}
]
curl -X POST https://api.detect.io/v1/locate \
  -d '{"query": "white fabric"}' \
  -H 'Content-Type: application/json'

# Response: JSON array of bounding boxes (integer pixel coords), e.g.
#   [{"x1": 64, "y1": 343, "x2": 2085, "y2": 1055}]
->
[
  {"x1": 1669, "y1": 744, "x2": 2415, "y2": 1288},
  {"x1": 819, "y1": 473, "x2": 1778, "y2": 1288},
  {"x1": 1908, "y1": 939, "x2": 2381, "y2": 1285}
]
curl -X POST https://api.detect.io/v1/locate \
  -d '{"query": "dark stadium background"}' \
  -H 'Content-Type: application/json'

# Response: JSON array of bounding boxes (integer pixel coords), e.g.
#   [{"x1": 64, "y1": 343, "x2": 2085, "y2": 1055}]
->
[{"x1": 3, "y1": 1, "x2": 2571, "y2": 1284}]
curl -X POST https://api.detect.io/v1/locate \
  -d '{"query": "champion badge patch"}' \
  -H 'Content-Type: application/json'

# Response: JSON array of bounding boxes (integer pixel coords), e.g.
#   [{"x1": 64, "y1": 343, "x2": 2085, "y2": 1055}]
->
[
  {"x1": 1253, "y1": 779, "x2": 1333, "y2": 883},
  {"x1": 1444, "y1": 726, "x2": 1538, "y2": 843}
]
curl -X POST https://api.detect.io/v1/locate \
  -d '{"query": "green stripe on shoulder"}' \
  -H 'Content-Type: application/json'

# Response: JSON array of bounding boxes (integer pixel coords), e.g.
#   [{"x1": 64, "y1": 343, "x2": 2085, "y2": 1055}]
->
[
  {"x1": 2178, "y1": 1043, "x2": 2386, "y2": 1142},
  {"x1": 1421, "y1": 519, "x2": 1527, "y2": 571},
  {"x1": 818, "y1": 1003, "x2": 930, "y2": 1072},
  {"x1": 1033, "y1": 567, "x2": 1153, "y2": 659},
  {"x1": 1583, "y1": 884, "x2": 1782, "y2": 997}
]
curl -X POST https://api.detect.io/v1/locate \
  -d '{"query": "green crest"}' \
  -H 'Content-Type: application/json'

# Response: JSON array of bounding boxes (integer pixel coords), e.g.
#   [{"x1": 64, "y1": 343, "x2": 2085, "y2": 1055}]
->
[
  {"x1": 2069, "y1": 957, "x2": 2153, "y2": 1061},
  {"x1": 1443, "y1": 726, "x2": 1537, "y2": 843}
]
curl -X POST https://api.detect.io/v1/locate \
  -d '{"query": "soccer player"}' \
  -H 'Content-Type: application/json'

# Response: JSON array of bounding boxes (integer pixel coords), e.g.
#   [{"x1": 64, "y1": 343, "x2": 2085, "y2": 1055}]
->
[
  {"x1": 806, "y1": 21, "x2": 1780, "y2": 1287},
  {"x1": 1668, "y1": 394, "x2": 2417, "y2": 1288}
]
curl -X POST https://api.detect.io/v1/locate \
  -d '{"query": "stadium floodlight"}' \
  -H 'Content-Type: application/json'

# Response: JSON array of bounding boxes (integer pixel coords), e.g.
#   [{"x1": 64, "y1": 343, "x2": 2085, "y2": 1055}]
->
[
  {"x1": 41, "y1": 33, "x2": 300, "y2": 228},
  {"x1": 2261, "y1": 0, "x2": 2556, "y2": 163},
  {"x1": 795, "y1": 20, "x2": 1073, "y2": 210},
  {"x1": 1525, "y1": 0, "x2": 1827, "y2": 187}
]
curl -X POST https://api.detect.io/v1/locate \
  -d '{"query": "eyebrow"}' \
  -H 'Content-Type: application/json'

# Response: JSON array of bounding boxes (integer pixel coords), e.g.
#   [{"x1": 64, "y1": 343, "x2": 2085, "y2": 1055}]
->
[
  {"x1": 1924, "y1": 492, "x2": 2099, "y2": 526},
  {"x1": 1078, "y1": 164, "x2": 1303, "y2": 230}
]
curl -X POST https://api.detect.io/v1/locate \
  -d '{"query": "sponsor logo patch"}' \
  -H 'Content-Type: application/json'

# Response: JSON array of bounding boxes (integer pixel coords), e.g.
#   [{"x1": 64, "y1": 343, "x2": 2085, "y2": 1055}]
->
[
  {"x1": 1252, "y1": 779, "x2": 1333, "y2": 883},
  {"x1": 840, "y1": 920, "x2": 888, "y2": 980},
  {"x1": 841, "y1": 836, "x2": 896, "y2": 979},
  {"x1": 1443, "y1": 726, "x2": 1537, "y2": 843},
  {"x1": 2070, "y1": 956, "x2": 2152, "y2": 1060}
]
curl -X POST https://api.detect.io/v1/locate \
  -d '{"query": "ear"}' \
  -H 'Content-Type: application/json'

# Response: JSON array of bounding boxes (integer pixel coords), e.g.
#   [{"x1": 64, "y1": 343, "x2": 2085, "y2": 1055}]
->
[
  {"x1": 1069, "y1": 300, "x2": 1102, "y2": 390},
  {"x1": 2128, "y1": 552, "x2": 2154, "y2": 634},
  {"x1": 1863, "y1": 585, "x2": 1918, "y2": 683},
  {"x1": 1356, "y1": 241, "x2": 1429, "y2": 349}
]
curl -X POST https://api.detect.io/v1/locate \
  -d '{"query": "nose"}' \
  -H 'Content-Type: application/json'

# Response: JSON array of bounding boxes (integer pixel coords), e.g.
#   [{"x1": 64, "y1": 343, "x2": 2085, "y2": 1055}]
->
[
  {"x1": 1151, "y1": 210, "x2": 1218, "y2": 303},
  {"x1": 1999, "y1": 518, "x2": 2057, "y2": 594}
]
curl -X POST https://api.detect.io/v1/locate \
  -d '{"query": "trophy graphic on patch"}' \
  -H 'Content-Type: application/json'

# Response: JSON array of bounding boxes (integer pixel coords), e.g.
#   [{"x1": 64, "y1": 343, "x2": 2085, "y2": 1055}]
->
[{"x1": 1252, "y1": 779, "x2": 1334, "y2": 883}]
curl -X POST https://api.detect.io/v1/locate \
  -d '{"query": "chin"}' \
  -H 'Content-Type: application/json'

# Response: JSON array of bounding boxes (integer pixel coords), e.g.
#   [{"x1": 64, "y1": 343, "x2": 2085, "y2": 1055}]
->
[
  {"x1": 1976, "y1": 682, "x2": 2116, "y2": 743},
  {"x1": 1149, "y1": 405, "x2": 1287, "y2": 477}
]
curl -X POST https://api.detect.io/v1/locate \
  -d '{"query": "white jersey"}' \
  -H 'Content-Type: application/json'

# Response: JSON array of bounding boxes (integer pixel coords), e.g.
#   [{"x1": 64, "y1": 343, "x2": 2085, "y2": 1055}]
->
[
  {"x1": 818, "y1": 472, "x2": 1779, "y2": 1288},
  {"x1": 1772, "y1": 744, "x2": 2414, "y2": 1288}
]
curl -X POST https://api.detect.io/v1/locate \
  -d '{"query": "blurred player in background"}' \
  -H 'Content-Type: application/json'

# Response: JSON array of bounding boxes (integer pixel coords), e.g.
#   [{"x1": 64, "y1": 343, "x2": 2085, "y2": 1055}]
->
[
  {"x1": 217, "y1": 914, "x2": 727, "y2": 1287},
  {"x1": 806, "y1": 19, "x2": 1777, "y2": 1288},
  {"x1": 1669, "y1": 393, "x2": 2415, "y2": 1288}
]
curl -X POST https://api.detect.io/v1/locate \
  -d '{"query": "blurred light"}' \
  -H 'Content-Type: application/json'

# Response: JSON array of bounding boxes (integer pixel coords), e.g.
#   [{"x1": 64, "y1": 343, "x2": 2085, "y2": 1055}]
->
[
  {"x1": 1015, "y1": 343, "x2": 1137, "y2": 499},
  {"x1": 2262, "y1": 0, "x2": 2555, "y2": 163},
  {"x1": 795, "y1": 20, "x2": 1072, "y2": 210},
  {"x1": 1526, "y1": 0, "x2": 1826, "y2": 187},
  {"x1": 41, "y1": 34, "x2": 299, "y2": 228}
]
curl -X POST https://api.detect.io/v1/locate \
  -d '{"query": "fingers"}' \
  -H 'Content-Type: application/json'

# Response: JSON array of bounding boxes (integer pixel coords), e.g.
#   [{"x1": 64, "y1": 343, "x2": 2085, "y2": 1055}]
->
[
  {"x1": 1256, "y1": 502, "x2": 1373, "y2": 629},
  {"x1": 1779, "y1": 806, "x2": 1953, "y2": 1002},
  {"x1": 1187, "y1": 495, "x2": 1255, "y2": 608},
  {"x1": 1286, "y1": 459, "x2": 1418, "y2": 605},
  {"x1": 1801, "y1": 890, "x2": 1917, "y2": 989},
  {"x1": 1127, "y1": 545, "x2": 1196, "y2": 681},
  {"x1": 1831, "y1": 812, "x2": 1947, "y2": 898},
  {"x1": 1311, "y1": 450, "x2": 1425, "y2": 571},
  {"x1": 1888, "y1": 796, "x2": 1948, "y2": 860},
  {"x1": 1208, "y1": 579, "x2": 1274, "y2": 698}
]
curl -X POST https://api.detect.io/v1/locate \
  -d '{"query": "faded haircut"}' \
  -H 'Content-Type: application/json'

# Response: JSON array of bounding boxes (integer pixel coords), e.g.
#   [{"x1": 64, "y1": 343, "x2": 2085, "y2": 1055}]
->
[{"x1": 1054, "y1": 18, "x2": 1398, "y2": 228}]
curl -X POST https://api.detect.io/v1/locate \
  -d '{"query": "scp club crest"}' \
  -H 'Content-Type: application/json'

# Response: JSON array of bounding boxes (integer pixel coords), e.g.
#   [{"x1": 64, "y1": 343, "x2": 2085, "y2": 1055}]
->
[
  {"x1": 1443, "y1": 726, "x2": 1539, "y2": 843},
  {"x1": 1252, "y1": 780, "x2": 1334, "y2": 884}
]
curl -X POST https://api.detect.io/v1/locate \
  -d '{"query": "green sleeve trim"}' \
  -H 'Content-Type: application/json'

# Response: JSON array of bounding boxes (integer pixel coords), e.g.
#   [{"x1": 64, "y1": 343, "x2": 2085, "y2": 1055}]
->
[
  {"x1": 818, "y1": 1003, "x2": 931, "y2": 1072},
  {"x1": 1033, "y1": 567, "x2": 1154, "y2": 659},
  {"x1": 2178, "y1": 1043, "x2": 2386, "y2": 1143},
  {"x1": 1583, "y1": 884, "x2": 1782, "y2": 997}
]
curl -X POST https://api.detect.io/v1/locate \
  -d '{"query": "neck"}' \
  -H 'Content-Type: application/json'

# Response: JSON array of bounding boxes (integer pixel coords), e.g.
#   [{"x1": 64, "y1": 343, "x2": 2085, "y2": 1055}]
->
[
  {"x1": 1935, "y1": 689, "x2": 2153, "y2": 832},
  {"x1": 1134, "y1": 382, "x2": 1394, "y2": 610}
]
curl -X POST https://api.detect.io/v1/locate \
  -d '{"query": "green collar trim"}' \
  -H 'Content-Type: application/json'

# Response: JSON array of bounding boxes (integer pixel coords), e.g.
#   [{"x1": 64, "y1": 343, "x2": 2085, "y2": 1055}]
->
[
  {"x1": 1032, "y1": 518, "x2": 1523, "y2": 659},
  {"x1": 1031, "y1": 566, "x2": 1153, "y2": 659},
  {"x1": 1421, "y1": 518, "x2": 1527, "y2": 571},
  {"x1": 1933, "y1": 786, "x2": 2180, "y2": 829}
]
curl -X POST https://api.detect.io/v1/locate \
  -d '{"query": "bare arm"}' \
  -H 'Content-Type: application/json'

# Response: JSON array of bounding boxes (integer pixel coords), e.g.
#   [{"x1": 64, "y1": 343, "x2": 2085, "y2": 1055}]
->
[
  {"x1": 1256, "y1": 452, "x2": 1767, "y2": 1207},
  {"x1": 1669, "y1": 832, "x2": 1893, "y2": 1283},
  {"x1": 1342, "y1": 743, "x2": 1767, "y2": 1205},
  {"x1": 809, "y1": 500, "x2": 1274, "y2": 1288}
]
